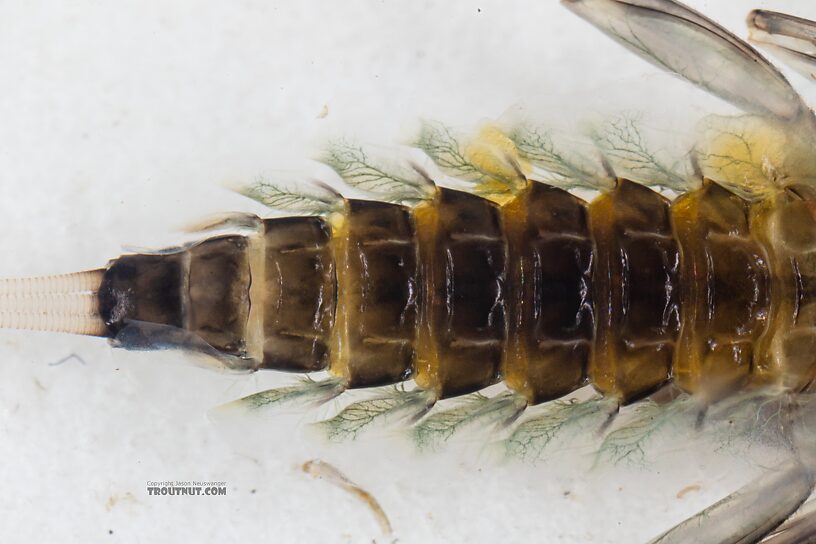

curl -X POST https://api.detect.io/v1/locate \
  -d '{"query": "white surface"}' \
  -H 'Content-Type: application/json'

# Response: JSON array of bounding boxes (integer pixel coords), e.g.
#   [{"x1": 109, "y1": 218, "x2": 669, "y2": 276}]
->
[{"x1": 0, "y1": 1, "x2": 813, "y2": 543}]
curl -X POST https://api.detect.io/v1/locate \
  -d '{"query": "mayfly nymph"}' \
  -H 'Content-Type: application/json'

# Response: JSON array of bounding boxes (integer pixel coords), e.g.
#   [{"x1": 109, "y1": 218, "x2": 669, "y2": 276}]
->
[{"x1": 9, "y1": 0, "x2": 816, "y2": 542}]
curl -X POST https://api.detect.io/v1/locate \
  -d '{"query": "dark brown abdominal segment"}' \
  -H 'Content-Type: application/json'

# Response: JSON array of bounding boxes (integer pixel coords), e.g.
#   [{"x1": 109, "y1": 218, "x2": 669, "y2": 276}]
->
[
  {"x1": 503, "y1": 181, "x2": 593, "y2": 404},
  {"x1": 588, "y1": 179, "x2": 680, "y2": 403},
  {"x1": 262, "y1": 217, "x2": 335, "y2": 371},
  {"x1": 329, "y1": 200, "x2": 418, "y2": 388},
  {"x1": 413, "y1": 188, "x2": 506, "y2": 399},
  {"x1": 99, "y1": 236, "x2": 253, "y2": 358},
  {"x1": 187, "y1": 236, "x2": 250, "y2": 355},
  {"x1": 99, "y1": 253, "x2": 186, "y2": 334}
]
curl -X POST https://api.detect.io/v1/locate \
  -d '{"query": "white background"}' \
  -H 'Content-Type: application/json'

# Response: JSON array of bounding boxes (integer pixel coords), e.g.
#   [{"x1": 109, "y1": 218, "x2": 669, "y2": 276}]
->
[{"x1": 0, "y1": 1, "x2": 814, "y2": 543}]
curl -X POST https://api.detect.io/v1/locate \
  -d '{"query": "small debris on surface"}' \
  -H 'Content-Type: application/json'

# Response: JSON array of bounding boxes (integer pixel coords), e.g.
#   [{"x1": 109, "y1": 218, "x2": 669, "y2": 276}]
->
[
  {"x1": 105, "y1": 492, "x2": 138, "y2": 511},
  {"x1": 676, "y1": 483, "x2": 702, "y2": 499},
  {"x1": 49, "y1": 353, "x2": 87, "y2": 366},
  {"x1": 302, "y1": 459, "x2": 392, "y2": 537}
]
